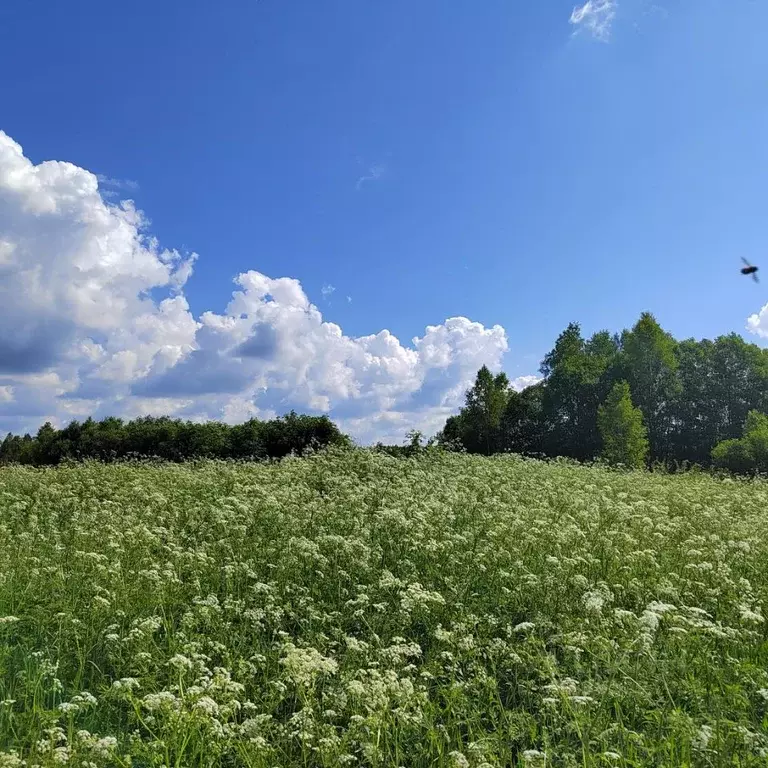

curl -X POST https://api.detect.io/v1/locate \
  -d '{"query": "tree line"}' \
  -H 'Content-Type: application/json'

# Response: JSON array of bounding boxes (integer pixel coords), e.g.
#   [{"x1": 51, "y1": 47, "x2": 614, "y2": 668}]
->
[
  {"x1": 438, "y1": 312, "x2": 768, "y2": 473},
  {"x1": 0, "y1": 412, "x2": 349, "y2": 466},
  {"x1": 2, "y1": 311, "x2": 766, "y2": 472}
]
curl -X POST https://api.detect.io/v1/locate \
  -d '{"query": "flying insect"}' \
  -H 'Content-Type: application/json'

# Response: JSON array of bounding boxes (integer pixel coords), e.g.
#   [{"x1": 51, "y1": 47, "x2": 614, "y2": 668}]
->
[{"x1": 741, "y1": 258, "x2": 759, "y2": 282}]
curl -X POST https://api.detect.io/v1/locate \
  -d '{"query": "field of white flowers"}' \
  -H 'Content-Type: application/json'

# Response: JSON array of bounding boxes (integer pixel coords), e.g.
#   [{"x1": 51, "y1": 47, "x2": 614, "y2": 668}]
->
[{"x1": 1, "y1": 450, "x2": 768, "y2": 767}]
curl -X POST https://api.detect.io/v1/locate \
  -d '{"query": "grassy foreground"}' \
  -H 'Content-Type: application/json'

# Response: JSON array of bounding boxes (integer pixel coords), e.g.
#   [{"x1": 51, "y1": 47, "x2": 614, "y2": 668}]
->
[{"x1": 1, "y1": 451, "x2": 768, "y2": 767}]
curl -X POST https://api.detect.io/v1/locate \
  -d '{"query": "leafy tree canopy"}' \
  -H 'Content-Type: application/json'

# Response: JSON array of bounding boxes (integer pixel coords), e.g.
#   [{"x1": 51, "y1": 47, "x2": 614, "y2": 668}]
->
[{"x1": 439, "y1": 312, "x2": 768, "y2": 472}]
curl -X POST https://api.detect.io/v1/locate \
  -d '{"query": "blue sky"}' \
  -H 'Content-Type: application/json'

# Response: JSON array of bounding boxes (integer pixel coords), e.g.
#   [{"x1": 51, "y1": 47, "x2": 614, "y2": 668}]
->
[{"x1": 0, "y1": 0, "x2": 767, "y2": 442}]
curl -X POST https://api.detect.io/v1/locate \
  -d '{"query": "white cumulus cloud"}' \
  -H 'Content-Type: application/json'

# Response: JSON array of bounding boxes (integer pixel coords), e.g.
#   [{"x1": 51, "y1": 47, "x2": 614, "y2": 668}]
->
[
  {"x1": 511, "y1": 375, "x2": 542, "y2": 392},
  {"x1": 747, "y1": 303, "x2": 768, "y2": 339},
  {"x1": 0, "y1": 130, "x2": 519, "y2": 442},
  {"x1": 570, "y1": 0, "x2": 617, "y2": 40}
]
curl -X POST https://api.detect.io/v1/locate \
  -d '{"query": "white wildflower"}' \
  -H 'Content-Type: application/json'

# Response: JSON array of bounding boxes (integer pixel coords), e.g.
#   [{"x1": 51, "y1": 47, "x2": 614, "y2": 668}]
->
[
  {"x1": 347, "y1": 680, "x2": 367, "y2": 697},
  {"x1": 75, "y1": 692, "x2": 97, "y2": 707},
  {"x1": 280, "y1": 643, "x2": 338, "y2": 687},
  {"x1": 571, "y1": 574, "x2": 589, "y2": 590},
  {"x1": 93, "y1": 737, "x2": 117, "y2": 756},
  {"x1": 168, "y1": 653, "x2": 194, "y2": 671},
  {"x1": 194, "y1": 696, "x2": 220, "y2": 716},
  {"x1": 344, "y1": 635, "x2": 369, "y2": 652},
  {"x1": 142, "y1": 691, "x2": 179, "y2": 711},
  {"x1": 692, "y1": 724, "x2": 713, "y2": 750},
  {"x1": 583, "y1": 591, "x2": 606, "y2": 613},
  {"x1": 449, "y1": 752, "x2": 470, "y2": 768},
  {"x1": 399, "y1": 582, "x2": 445, "y2": 613},
  {"x1": 739, "y1": 604, "x2": 764, "y2": 623},
  {"x1": 647, "y1": 601, "x2": 676, "y2": 614},
  {"x1": 544, "y1": 677, "x2": 579, "y2": 696},
  {"x1": 640, "y1": 610, "x2": 659, "y2": 634}
]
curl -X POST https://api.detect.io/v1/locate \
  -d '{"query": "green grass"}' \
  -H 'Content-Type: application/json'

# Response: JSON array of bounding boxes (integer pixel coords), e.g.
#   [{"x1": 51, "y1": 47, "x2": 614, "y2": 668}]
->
[{"x1": 1, "y1": 449, "x2": 768, "y2": 766}]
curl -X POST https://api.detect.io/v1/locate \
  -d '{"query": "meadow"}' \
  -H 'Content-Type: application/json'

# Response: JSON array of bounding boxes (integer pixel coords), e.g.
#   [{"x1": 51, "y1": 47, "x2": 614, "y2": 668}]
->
[{"x1": 1, "y1": 450, "x2": 768, "y2": 767}]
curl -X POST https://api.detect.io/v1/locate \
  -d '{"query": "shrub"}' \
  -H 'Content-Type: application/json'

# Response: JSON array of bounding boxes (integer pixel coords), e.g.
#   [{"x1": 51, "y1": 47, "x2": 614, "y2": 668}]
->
[{"x1": 712, "y1": 410, "x2": 768, "y2": 474}]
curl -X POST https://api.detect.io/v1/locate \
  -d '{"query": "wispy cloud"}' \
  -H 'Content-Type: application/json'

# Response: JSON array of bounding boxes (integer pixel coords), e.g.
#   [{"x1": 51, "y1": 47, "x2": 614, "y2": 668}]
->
[
  {"x1": 355, "y1": 163, "x2": 386, "y2": 190},
  {"x1": 96, "y1": 174, "x2": 139, "y2": 192},
  {"x1": 569, "y1": 0, "x2": 617, "y2": 40},
  {"x1": 321, "y1": 284, "x2": 336, "y2": 301}
]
